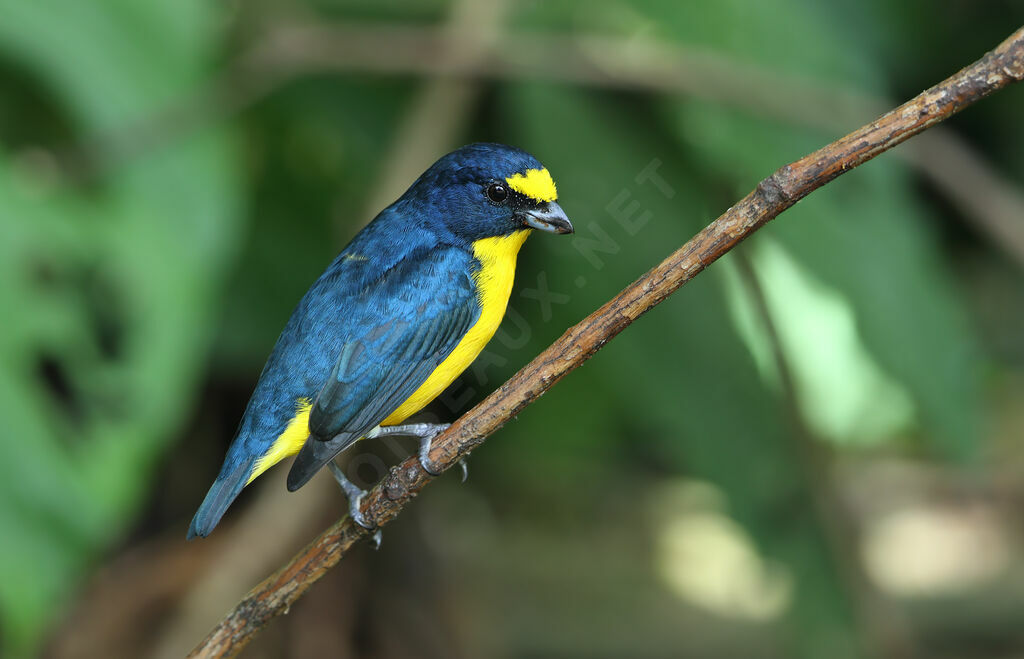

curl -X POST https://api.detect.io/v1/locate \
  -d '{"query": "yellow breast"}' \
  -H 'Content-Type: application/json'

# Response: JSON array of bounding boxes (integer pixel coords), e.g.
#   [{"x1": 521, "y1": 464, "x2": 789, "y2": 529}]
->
[{"x1": 381, "y1": 229, "x2": 531, "y2": 425}]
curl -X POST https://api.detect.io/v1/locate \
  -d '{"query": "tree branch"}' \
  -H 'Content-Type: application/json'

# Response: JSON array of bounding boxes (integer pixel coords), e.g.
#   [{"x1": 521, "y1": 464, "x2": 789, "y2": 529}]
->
[{"x1": 189, "y1": 26, "x2": 1024, "y2": 659}]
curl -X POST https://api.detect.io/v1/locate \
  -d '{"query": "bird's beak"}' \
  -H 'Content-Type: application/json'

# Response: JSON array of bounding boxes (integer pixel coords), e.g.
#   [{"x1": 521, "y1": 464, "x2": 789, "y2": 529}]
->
[{"x1": 521, "y1": 201, "x2": 573, "y2": 234}]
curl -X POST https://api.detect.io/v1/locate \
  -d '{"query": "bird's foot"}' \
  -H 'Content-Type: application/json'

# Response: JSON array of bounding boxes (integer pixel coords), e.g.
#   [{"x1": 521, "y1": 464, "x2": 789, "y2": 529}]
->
[
  {"x1": 327, "y1": 461, "x2": 375, "y2": 532},
  {"x1": 416, "y1": 425, "x2": 451, "y2": 476},
  {"x1": 370, "y1": 422, "x2": 464, "y2": 477},
  {"x1": 421, "y1": 442, "x2": 469, "y2": 481}
]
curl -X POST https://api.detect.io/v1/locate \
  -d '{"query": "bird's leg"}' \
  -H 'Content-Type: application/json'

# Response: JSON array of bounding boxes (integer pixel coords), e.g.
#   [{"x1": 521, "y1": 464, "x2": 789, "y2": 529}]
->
[
  {"x1": 369, "y1": 423, "x2": 467, "y2": 479},
  {"x1": 327, "y1": 460, "x2": 376, "y2": 535}
]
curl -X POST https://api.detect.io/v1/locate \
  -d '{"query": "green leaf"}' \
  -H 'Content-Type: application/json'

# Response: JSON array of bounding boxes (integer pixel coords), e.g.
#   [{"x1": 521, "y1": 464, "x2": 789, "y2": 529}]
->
[{"x1": 669, "y1": 98, "x2": 984, "y2": 459}]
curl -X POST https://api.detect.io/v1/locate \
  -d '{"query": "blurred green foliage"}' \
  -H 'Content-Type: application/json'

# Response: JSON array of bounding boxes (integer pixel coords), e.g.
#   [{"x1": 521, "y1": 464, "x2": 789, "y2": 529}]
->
[
  {"x1": 0, "y1": 0, "x2": 241, "y2": 652},
  {"x1": 1, "y1": 0, "x2": 1022, "y2": 657}
]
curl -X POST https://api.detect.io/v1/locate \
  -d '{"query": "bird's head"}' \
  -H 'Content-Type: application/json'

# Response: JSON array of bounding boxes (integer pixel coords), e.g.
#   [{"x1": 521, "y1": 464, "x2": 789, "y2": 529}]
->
[{"x1": 399, "y1": 143, "x2": 573, "y2": 242}]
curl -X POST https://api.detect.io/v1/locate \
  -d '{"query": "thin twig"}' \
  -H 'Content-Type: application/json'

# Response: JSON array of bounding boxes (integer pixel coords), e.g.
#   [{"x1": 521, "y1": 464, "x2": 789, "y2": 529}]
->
[{"x1": 189, "y1": 26, "x2": 1024, "y2": 659}]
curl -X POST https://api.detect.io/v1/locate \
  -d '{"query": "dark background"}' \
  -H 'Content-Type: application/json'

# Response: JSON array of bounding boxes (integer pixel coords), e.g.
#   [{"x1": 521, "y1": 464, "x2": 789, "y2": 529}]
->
[{"x1": 2, "y1": 1, "x2": 1024, "y2": 657}]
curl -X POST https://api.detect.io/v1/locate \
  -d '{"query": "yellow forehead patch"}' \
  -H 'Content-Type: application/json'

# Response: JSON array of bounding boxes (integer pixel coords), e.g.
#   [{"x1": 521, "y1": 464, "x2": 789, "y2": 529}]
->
[{"x1": 505, "y1": 168, "x2": 558, "y2": 203}]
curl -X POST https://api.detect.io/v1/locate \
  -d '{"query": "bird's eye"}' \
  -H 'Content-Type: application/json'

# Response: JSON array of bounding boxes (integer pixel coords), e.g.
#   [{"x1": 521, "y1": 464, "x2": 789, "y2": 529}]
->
[{"x1": 486, "y1": 183, "x2": 509, "y2": 203}]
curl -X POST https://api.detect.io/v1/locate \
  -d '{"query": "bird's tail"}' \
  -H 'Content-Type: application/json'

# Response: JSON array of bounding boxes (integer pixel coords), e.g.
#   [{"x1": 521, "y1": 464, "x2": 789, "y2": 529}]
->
[
  {"x1": 187, "y1": 456, "x2": 254, "y2": 540},
  {"x1": 286, "y1": 431, "x2": 360, "y2": 492}
]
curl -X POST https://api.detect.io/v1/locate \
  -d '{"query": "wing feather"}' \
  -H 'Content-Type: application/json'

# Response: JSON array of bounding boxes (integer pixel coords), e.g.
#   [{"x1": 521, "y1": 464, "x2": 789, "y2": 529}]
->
[{"x1": 286, "y1": 249, "x2": 479, "y2": 490}]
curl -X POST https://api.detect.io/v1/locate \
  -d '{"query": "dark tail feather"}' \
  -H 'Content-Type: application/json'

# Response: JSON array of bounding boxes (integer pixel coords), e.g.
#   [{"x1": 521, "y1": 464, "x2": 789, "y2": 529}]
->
[
  {"x1": 286, "y1": 432, "x2": 360, "y2": 492},
  {"x1": 187, "y1": 458, "x2": 253, "y2": 540}
]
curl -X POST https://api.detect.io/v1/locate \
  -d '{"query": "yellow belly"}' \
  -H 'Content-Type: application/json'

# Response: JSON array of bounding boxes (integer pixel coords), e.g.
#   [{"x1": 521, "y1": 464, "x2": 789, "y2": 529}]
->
[
  {"x1": 247, "y1": 230, "x2": 530, "y2": 483},
  {"x1": 381, "y1": 229, "x2": 530, "y2": 424}
]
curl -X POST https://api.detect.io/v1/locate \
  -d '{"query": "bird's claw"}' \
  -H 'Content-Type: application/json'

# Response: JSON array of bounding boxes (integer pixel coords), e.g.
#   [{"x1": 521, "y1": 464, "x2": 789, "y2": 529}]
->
[
  {"x1": 417, "y1": 423, "x2": 452, "y2": 476},
  {"x1": 418, "y1": 448, "x2": 469, "y2": 482},
  {"x1": 418, "y1": 452, "x2": 443, "y2": 477},
  {"x1": 328, "y1": 461, "x2": 377, "y2": 534},
  {"x1": 347, "y1": 490, "x2": 374, "y2": 531}
]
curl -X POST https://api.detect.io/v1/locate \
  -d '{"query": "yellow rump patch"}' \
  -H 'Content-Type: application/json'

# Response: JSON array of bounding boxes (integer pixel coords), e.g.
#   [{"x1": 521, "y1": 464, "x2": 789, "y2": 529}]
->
[
  {"x1": 506, "y1": 168, "x2": 558, "y2": 203},
  {"x1": 247, "y1": 398, "x2": 312, "y2": 484}
]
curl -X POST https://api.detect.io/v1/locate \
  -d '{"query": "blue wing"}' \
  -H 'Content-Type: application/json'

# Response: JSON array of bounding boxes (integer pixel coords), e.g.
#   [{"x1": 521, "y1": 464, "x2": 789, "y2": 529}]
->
[
  {"x1": 189, "y1": 215, "x2": 476, "y2": 537},
  {"x1": 285, "y1": 246, "x2": 480, "y2": 490}
]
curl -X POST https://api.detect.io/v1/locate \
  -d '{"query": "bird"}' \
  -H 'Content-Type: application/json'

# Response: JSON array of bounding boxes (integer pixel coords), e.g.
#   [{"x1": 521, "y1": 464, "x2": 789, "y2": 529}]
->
[{"x1": 187, "y1": 143, "x2": 572, "y2": 539}]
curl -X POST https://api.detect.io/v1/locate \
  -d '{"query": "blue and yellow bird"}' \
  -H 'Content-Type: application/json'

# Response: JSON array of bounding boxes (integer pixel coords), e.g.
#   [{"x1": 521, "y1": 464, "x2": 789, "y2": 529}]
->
[{"x1": 188, "y1": 143, "x2": 572, "y2": 538}]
